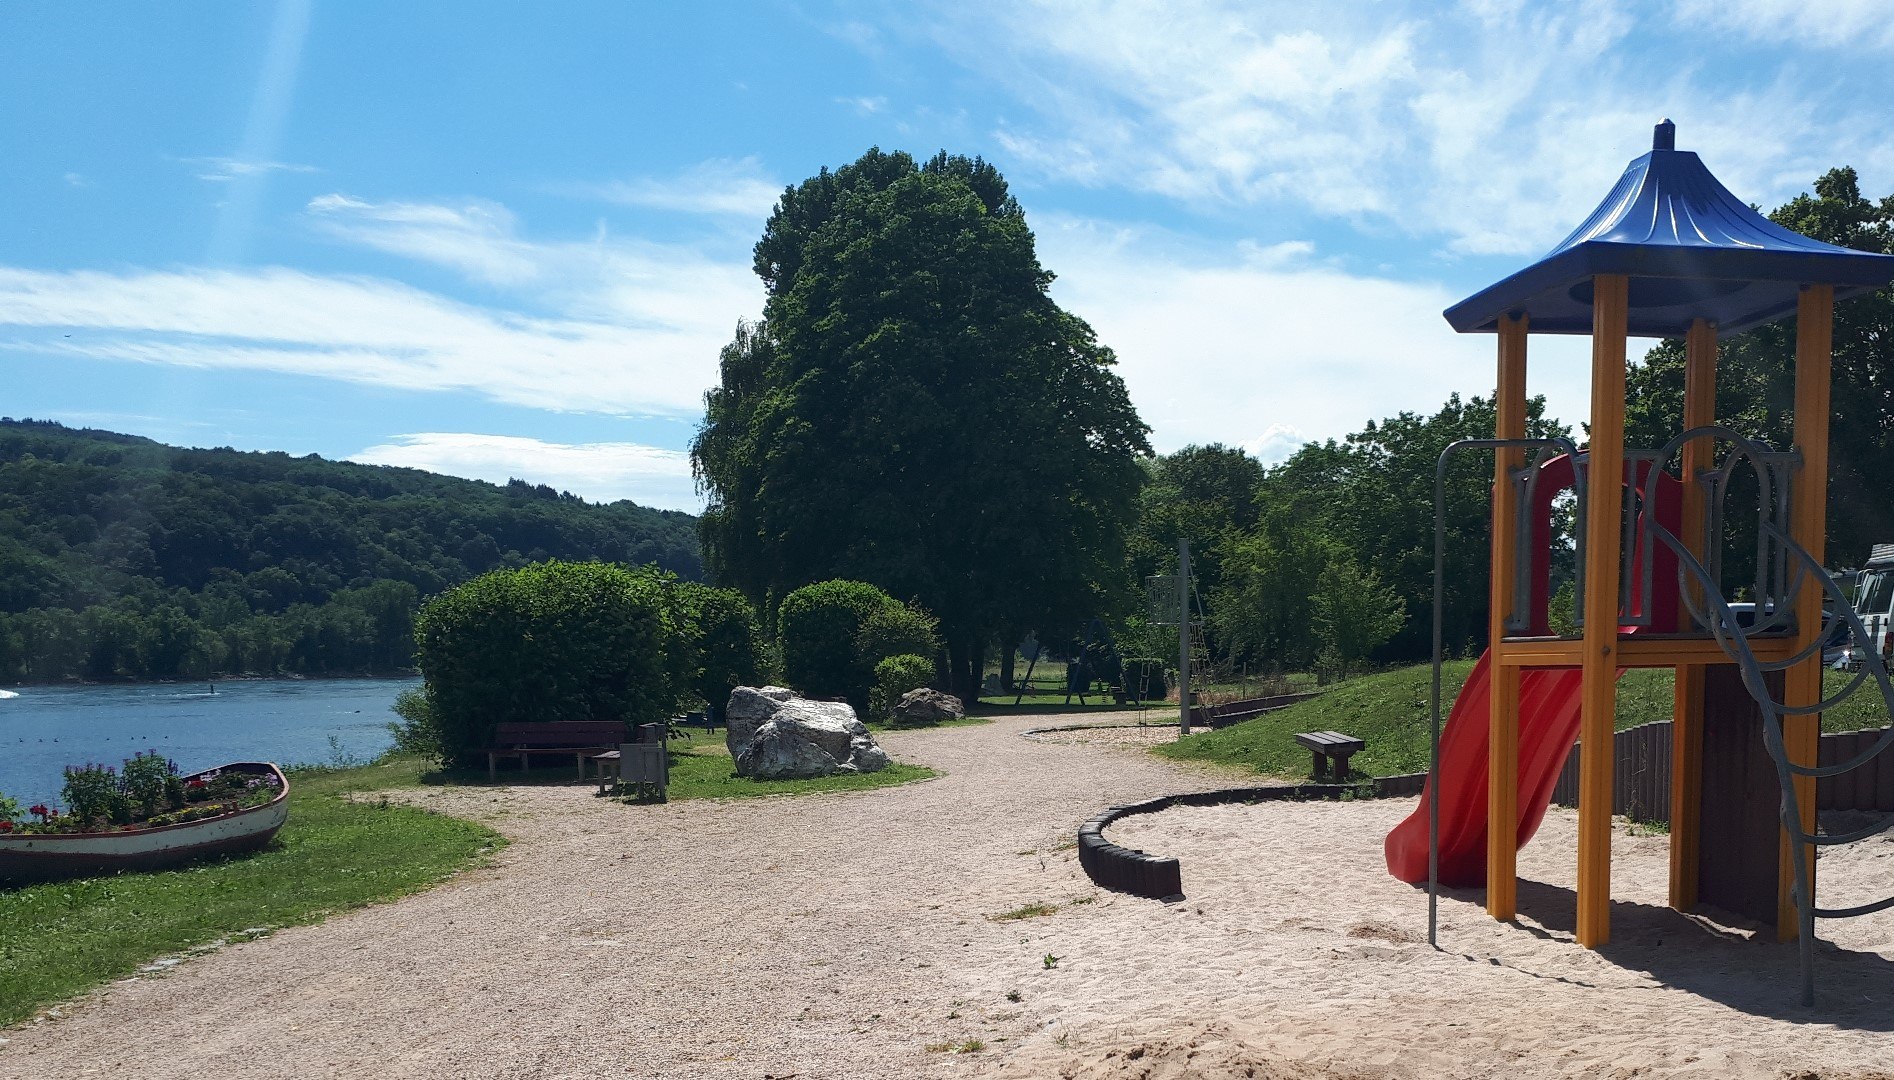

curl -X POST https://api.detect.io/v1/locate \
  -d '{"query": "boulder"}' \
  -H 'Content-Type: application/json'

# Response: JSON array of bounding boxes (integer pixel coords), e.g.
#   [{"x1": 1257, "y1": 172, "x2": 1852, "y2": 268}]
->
[
  {"x1": 724, "y1": 686, "x2": 890, "y2": 780},
  {"x1": 891, "y1": 687, "x2": 965, "y2": 726}
]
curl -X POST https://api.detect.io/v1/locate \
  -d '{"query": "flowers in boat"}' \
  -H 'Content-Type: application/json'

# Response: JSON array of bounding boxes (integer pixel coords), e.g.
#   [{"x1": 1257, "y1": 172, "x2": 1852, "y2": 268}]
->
[{"x1": 6, "y1": 758, "x2": 281, "y2": 835}]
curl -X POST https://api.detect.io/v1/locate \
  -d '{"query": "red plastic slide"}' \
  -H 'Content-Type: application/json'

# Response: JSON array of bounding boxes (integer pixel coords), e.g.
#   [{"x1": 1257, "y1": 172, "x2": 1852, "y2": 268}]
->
[{"x1": 1383, "y1": 456, "x2": 1679, "y2": 887}]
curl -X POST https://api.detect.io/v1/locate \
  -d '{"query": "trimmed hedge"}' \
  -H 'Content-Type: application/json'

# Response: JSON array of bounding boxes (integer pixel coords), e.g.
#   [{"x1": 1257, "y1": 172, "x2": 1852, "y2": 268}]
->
[{"x1": 412, "y1": 561, "x2": 687, "y2": 768}]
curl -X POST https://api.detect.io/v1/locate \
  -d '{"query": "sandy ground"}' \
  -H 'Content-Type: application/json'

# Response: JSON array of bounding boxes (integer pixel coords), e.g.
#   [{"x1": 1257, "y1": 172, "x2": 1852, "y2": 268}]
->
[{"x1": 4, "y1": 714, "x2": 1894, "y2": 1079}]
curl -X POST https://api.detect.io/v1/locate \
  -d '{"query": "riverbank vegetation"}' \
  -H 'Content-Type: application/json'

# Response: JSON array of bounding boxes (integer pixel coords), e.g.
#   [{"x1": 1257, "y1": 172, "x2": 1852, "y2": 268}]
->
[
  {"x1": 0, "y1": 419, "x2": 698, "y2": 684},
  {"x1": 0, "y1": 759, "x2": 501, "y2": 1026}
]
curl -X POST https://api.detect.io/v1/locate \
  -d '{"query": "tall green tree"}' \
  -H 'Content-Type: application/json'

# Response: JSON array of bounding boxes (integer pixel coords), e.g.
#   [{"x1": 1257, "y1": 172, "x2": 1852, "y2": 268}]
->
[
  {"x1": 693, "y1": 150, "x2": 1149, "y2": 698},
  {"x1": 1251, "y1": 392, "x2": 1569, "y2": 662}
]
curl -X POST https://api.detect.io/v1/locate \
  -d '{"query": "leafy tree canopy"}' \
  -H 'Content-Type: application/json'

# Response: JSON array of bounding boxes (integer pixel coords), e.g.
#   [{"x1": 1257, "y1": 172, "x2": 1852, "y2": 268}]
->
[{"x1": 695, "y1": 149, "x2": 1149, "y2": 697}]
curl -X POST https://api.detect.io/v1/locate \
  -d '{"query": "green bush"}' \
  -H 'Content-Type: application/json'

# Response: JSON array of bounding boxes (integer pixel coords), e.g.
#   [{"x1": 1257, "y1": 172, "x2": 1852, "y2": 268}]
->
[
  {"x1": 675, "y1": 583, "x2": 762, "y2": 720},
  {"x1": 870, "y1": 653, "x2": 936, "y2": 721},
  {"x1": 413, "y1": 561, "x2": 687, "y2": 768},
  {"x1": 855, "y1": 603, "x2": 939, "y2": 668},
  {"x1": 777, "y1": 580, "x2": 899, "y2": 707}
]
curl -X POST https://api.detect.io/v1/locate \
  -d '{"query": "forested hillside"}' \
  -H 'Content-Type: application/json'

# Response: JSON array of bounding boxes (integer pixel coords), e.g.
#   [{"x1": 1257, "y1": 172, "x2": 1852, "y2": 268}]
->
[{"x1": 0, "y1": 419, "x2": 700, "y2": 682}]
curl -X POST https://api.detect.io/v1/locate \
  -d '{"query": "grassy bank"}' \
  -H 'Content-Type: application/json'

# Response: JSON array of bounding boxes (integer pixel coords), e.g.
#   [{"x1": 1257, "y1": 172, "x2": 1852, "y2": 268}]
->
[
  {"x1": 1158, "y1": 661, "x2": 1894, "y2": 781},
  {"x1": 0, "y1": 762, "x2": 500, "y2": 1027}
]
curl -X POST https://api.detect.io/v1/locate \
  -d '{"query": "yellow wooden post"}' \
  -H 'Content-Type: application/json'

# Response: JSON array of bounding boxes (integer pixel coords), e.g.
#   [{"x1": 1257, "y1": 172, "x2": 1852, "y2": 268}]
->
[
  {"x1": 1779, "y1": 284, "x2": 1833, "y2": 939},
  {"x1": 1488, "y1": 314, "x2": 1528, "y2": 920},
  {"x1": 1669, "y1": 318, "x2": 1716, "y2": 911},
  {"x1": 1578, "y1": 274, "x2": 1628, "y2": 948}
]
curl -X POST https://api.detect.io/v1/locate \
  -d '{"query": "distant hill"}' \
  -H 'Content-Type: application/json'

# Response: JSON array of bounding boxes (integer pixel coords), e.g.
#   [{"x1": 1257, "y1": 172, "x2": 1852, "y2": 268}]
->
[{"x1": 0, "y1": 418, "x2": 701, "y2": 682}]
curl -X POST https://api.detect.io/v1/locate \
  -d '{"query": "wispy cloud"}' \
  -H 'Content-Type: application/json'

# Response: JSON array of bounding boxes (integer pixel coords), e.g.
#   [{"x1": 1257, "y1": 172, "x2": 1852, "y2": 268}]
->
[
  {"x1": 307, "y1": 194, "x2": 540, "y2": 286},
  {"x1": 563, "y1": 157, "x2": 781, "y2": 220},
  {"x1": 0, "y1": 263, "x2": 742, "y2": 417},
  {"x1": 836, "y1": 95, "x2": 889, "y2": 115},
  {"x1": 1672, "y1": 0, "x2": 1894, "y2": 50},
  {"x1": 185, "y1": 156, "x2": 319, "y2": 183},
  {"x1": 913, "y1": 0, "x2": 1893, "y2": 256},
  {"x1": 350, "y1": 432, "x2": 699, "y2": 510},
  {"x1": 1035, "y1": 213, "x2": 1594, "y2": 455},
  {"x1": 63, "y1": 172, "x2": 92, "y2": 188}
]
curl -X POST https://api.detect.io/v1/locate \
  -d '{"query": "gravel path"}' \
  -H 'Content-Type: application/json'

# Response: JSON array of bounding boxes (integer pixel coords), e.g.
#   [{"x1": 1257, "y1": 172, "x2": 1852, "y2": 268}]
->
[{"x1": 0, "y1": 713, "x2": 1232, "y2": 1080}]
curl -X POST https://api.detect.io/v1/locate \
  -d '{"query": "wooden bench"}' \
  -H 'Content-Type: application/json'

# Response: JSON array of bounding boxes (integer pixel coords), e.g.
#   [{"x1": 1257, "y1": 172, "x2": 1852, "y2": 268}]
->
[
  {"x1": 1294, "y1": 730, "x2": 1365, "y2": 781},
  {"x1": 483, "y1": 721, "x2": 625, "y2": 781}
]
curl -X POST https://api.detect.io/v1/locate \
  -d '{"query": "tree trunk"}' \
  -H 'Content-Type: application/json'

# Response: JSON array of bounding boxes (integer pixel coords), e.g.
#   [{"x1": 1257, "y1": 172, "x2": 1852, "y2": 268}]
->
[
  {"x1": 999, "y1": 641, "x2": 1017, "y2": 694},
  {"x1": 946, "y1": 636, "x2": 985, "y2": 704}
]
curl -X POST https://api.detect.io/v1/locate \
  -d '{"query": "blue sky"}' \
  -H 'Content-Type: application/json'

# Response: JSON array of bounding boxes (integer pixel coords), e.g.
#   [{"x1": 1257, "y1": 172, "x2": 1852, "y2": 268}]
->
[{"x1": 5, "y1": 1, "x2": 1892, "y2": 511}]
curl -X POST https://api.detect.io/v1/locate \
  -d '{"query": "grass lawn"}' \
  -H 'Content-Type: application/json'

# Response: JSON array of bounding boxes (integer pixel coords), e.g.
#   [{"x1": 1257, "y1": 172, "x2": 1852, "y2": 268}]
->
[
  {"x1": 392, "y1": 730, "x2": 940, "y2": 801},
  {"x1": 659, "y1": 731, "x2": 938, "y2": 799},
  {"x1": 0, "y1": 762, "x2": 502, "y2": 1027},
  {"x1": 1158, "y1": 660, "x2": 1894, "y2": 781}
]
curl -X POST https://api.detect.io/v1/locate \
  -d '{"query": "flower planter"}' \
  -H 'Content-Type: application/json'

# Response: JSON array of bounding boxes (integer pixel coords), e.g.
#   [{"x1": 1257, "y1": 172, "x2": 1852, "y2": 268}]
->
[{"x1": 0, "y1": 762, "x2": 289, "y2": 886}]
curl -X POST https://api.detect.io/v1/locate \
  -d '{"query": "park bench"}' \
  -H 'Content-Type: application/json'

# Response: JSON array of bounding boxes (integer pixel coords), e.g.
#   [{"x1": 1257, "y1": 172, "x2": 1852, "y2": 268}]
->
[
  {"x1": 1294, "y1": 730, "x2": 1365, "y2": 781},
  {"x1": 483, "y1": 720, "x2": 625, "y2": 781}
]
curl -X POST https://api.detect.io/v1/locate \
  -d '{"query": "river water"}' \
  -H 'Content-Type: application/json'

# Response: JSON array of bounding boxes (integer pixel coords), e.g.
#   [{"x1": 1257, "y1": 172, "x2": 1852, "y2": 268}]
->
[{"x1": 0, "y1": 677, "x2": 414, "y2": 810}]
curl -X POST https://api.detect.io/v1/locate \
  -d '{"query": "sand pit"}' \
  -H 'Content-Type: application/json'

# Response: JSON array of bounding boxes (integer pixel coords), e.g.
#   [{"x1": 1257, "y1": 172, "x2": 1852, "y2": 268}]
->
[{"x1": 4, "y1": 713, "x2": 1892, "y2": 1079}]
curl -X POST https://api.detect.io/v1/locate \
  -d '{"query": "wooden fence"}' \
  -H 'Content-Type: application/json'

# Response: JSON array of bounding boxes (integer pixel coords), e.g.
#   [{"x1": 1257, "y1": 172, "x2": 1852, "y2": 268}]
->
[{"x1": 1548, "y1": 721, "x2": 1894, "y2": 822}]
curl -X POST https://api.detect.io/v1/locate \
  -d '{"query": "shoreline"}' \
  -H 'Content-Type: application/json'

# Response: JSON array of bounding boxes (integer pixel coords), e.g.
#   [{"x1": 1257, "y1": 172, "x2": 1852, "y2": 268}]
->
[{"x1": 2, "y1": 670, "x2": 421, "y2": 691}]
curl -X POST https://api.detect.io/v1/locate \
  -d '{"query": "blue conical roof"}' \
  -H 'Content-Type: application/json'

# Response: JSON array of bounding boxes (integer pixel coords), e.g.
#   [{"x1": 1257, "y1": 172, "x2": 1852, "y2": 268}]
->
[{"x1": 1446, "y1": 121, "x2": 1894, "y2": 337}]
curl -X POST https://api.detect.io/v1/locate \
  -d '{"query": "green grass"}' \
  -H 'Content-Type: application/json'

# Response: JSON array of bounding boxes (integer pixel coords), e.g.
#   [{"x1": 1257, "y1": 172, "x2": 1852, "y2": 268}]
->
[
  {"x1": 0, "y1": 762, "x2": 501, "y2": 1027},
  {"x1": 411, "y1": 730, "x2": 939, "y2": 801},
  {"x1": 1155, "y1": 661, "x2": 1893, "y2": 781},
  {"x1": 660, "y1": 732, "x2": 937, "y2": 799}
]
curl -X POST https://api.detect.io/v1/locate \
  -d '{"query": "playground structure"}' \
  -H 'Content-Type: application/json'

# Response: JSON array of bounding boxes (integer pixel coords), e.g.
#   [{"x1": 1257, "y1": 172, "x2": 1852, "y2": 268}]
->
[{"x1": 1382, "y1": 121, "x2": 1894, "y2": 1004}]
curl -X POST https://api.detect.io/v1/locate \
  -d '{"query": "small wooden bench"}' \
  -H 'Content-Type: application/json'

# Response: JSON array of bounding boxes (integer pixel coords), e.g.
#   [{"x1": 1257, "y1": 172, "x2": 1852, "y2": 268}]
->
[
  {"x1": 483, "y1": 721, "x2": 625, "y2": 781},
  {"x1": 1294, "y1": 730, "x2": 1365, "y2": 781}
]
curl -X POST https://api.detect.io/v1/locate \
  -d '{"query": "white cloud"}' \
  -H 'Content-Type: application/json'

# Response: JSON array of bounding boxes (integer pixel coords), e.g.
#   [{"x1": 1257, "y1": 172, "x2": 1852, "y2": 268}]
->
[
  {"x1": 0, "y1": 264, "x2": 741, "y2": 417},
  {"x1": 837, "y1": 95, "x2": 889, "y2": 115},
  {"x1": 918, "y1": 0, "x2": 1894, "y2": 255},
  {"x1": 1672, "y1": 0, "x2": 1894, "y2": 50},
  {"x1": 567, "y1": 157, "x2": 781, "y2": 220},
  {"x1": 307, "y1": 194, "x2": 541, "y2": 286},
  {"x1": 351, "y1": 433, "x2": 699, "y2": 511},
  {"x1": 1037, "y1": 214, "x2": 1597, "y2": 459},
  {"x1": 184, "y1": 156, "x2": 318, "y2": 182}
]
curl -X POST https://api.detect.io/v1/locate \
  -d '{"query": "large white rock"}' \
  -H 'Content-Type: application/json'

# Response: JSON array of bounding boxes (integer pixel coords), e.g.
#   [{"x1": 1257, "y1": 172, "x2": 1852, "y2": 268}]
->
[{"x1": 724, "y1": 685, "x2": 891, "y2": 780}]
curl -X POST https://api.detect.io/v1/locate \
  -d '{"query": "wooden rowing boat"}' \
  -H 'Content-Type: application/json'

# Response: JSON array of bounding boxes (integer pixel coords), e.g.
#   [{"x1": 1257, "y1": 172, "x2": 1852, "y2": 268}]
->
[{"x1": 0, "y1": 762, "x2": 289, "y2": 886}]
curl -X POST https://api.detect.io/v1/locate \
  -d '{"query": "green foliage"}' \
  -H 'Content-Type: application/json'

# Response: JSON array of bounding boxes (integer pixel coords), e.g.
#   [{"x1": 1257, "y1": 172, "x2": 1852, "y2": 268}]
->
[
  {"x1": 777, "y1": 579, "x2": 906, "y2": 706},
  {"x1": 675, "y1": 583, "x2": 763, "y2": 717},
  {"x1": 695, "y1": 149, "x2": 1149, "y2": 699},
  {"x1": 413, "y1": 561, "x2": 688, "y2": 768},
  {"x1": 60, "y1": 763, "x2": 130, "y2": 826},
  {"x1": 1311, "y1": 559, "x2": 1406, "y2": 680},
  {"x1": 1119, "y1": 657, "x2": 1169, "y2": 702},
  {"x1": 856, "y1": 602, "x2": 939, "y2": 667},
  {"x1": 119, "y1": 751, "x2": 182, "y2": 819},
  {"x1": 0, "y1": 419, "x2": 700, "y2": 683},
  {"x1": 871, "y1": 653, "x2": 937, "y2": 721},
  {"x1": 1128, "y1": 443, "x2": 1267, "y2": 604}
]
